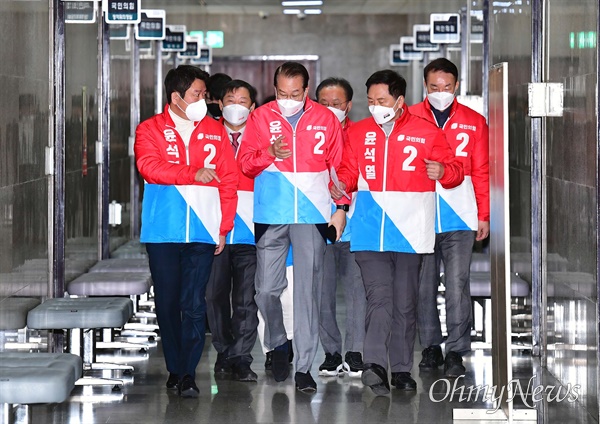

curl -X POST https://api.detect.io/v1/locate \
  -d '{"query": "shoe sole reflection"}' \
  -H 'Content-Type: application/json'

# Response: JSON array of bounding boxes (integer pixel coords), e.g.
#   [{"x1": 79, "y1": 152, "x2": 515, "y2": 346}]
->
[{"x1": 362, "y1": 369, "x2": 390, "y2": 396}]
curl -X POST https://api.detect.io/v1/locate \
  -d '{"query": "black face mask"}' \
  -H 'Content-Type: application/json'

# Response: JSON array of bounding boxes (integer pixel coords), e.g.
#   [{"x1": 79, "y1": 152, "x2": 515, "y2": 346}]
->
[{"x1": 207, "y1": 103, "x2": 222, "y2": 118}]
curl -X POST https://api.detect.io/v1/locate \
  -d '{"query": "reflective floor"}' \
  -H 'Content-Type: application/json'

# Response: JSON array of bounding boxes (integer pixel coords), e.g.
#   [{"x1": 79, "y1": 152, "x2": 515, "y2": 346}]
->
[{"x1": 12, "y1": 334, "x2": 595, "y2": 423}]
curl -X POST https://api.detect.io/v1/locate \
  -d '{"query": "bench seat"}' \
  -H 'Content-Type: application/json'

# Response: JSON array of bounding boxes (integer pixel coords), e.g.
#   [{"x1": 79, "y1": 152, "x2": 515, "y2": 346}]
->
[
  {"x1": 469, "y1": 271, "x2": 530, "y2": 297},
  {"x1": 67, "y1": 272, "x2": 151, "y2": 297},
  {"x1": 0, "y1": 352, "x2": 82, "y2": 404},
  {"x1": 27, "y1": 297, "x2": 133, "y2": 330},
  {"x1": 88, "y1": 258, "x2": 149, "y2": 273}
]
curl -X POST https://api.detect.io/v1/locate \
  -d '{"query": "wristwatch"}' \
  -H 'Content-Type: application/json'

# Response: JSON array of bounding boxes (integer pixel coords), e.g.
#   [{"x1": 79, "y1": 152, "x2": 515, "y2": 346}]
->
[{"x1": 336, "y1": 204, "x2": 350, "y2": 212}]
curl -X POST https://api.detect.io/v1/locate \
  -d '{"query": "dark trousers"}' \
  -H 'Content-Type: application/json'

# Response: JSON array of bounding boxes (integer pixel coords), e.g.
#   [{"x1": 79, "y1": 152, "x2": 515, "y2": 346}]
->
[
  {"x1": 418, "y1": 230, "x2": 475, "y2": 355},
  {"x1": 205, "y1": 243, "x2": 258, "y2": 365},
  {"x1": 146, "y1": 242, "x2": 215, "y2": 378},
  {"x1": 355, "y1": 251, "x2": 421, "y2": 373}
]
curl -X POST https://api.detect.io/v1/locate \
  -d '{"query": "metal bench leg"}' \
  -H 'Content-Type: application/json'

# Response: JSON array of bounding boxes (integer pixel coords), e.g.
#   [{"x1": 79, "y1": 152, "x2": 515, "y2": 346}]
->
[
  {"x1": 1, "y1": 403, "x2": 13, "y2": 424},
  {"x1": 98, "y1": 328, "x2": 150, "y2": 351},
  {"x1": 67, "y1": 329, "x2": 134, "y2": 374}
]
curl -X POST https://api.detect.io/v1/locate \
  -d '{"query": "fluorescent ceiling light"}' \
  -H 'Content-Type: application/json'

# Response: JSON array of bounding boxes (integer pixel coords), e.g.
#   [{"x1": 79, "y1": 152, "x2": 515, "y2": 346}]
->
[
  {"x1": 282, "y1": 1, "x2": 323, "y2": 6},
  {"x1": 492, "y1": 1, "x2": 512, "y2": 6},
  {"x1": 304, "y1": 9, "x2": 322, "y2": 14},
  {"x1": 283, "y1": 8, "x2": 302, "y2": 14}
]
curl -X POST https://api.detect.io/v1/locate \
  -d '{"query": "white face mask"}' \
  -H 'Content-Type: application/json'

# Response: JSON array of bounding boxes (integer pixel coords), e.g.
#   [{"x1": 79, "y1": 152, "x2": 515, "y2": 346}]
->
[
  {"x1": 276, "y1": 95, "x2": 305, "y2": 117},
  {"x1": 222, "y1": 104, "x2": 250, "y2": 126},
  {"x1": 427, "y1": 91, "x2": 455, "y2": 111},
  {"x1": 369, "y1": 96, "x2": 400, "y2": 125},
  {"x1": 327, "y1": 106, "x2": 347, "y2": 123},
  {"x1": 178, "y1": 96, "x2": 207, "y2": 121}
]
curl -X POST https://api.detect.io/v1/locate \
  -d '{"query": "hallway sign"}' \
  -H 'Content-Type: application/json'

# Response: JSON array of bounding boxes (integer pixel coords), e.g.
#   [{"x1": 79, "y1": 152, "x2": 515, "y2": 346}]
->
[
  {"x1": 136, "y1": 9, "x2": 166, "y2": 40},
  {"x1": 413, "y1": 24, "x2": 439, "y2": 51},
  {"x1": 399, "y1": 36, "x2": 423, "y2": 61},
  {"x1": 190, "y1": 46, "x2": 213, "y2": 65},
  {"x1": 103, "y1": 0, "x2": 141, "y2": 25},
  {"x1": 177, "y1": 37, "x2": 201, "y2": 59},
  {"x1": 430, "y1": 13, "x2": 460, "y2": 44},
  {"x1": 64, "y1": 1, "x2": 97, "y2": 24},
  {"x1": 163, "y1": 25, "x2": 186, "y2": 52},
  {"x1": 389, "y1": 44, "x2": 409, "y2": 66}
]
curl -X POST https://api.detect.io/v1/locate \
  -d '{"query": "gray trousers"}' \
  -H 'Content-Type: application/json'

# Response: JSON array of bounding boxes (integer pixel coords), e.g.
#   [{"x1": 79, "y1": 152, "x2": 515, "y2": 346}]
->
[
  {"x1": 319, "y1": 241, "x2": 366, "y2": 355},
  {"x1": 354, "y1": 251, "x2": 420, "y2": 373},
  {"x1": 418, "y1": 230, "x2": 475, "y2": 355},
  {"x1": 254, "y1": 224, "x2": 326, "y2": 374}
]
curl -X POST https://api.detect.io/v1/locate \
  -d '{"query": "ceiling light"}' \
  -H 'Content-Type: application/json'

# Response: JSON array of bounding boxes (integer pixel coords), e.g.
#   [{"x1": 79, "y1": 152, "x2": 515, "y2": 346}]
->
[
  {"x1": 304, "y1": 9, "x2": 322, "y2": 14},
  {"x1": 283, "y1": 8, "x2": 302, "y2": 14},
  {"x1": 281, "y1": 1, "x2": 323, "y2": 6}
]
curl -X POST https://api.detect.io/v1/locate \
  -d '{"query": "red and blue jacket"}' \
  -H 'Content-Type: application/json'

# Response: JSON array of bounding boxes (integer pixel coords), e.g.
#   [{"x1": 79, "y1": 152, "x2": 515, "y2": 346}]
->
[
  {"x1": 238, "y1": 98, "x2": 344, "y2": 225},
  {"x1": 337, "y1": 105, "x2": 463, "y2": 254},
  {"x1": 409, "y1": 98, "x2": 489, "y2": 233},
  {"x1": 135, "y1": 104, "x2": 238, "y2": 244}
]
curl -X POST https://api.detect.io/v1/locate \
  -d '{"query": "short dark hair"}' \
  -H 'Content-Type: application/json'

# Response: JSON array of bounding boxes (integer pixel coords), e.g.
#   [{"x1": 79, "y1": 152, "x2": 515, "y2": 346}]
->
[
  {"x1": 315, "y1": 77, "x2": 354, "y2": 102},
  {"x1": 365, "y1": 70, "x2": 407, "y2": 99},
  {"x1": 207, "y1": 73, "x2": 233, "y2": 101},
  {"x1": 223, "y1": 79, "x2": 258, "y2": 105},
  {"x1": 423, "y1": 58, "x2": 459, "y2": 83},
  {"x1": 164, "y1": 65, "x2": 209, "y2": 105},
  {"x1": 273, "y1": 62, "x2": 309, "y2": 89}
]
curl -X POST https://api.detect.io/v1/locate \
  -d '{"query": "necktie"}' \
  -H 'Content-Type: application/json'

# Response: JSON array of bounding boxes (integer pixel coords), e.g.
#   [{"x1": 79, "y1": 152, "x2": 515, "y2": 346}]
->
[{"x1": 231, "y1": 132, "x2": 241, "y2": 154}]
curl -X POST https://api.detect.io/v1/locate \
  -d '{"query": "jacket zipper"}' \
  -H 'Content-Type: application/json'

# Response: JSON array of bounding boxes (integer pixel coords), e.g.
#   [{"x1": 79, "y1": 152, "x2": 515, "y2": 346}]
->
[
  {"x1": 381, "y1": 127, "x2": 390, "y2": 252},
  {"x1": 271, "y1": 105, "x2": 309, "y2": 224},
  {"x1": 429, "y1": 107, "x2": 456, "y2": 234},
  {"x1": 185, "y1": 141, "x2": 190, "y2": 243},
  {"x1": 229, "y1": 139, "x2": 240, "y2": 243}
]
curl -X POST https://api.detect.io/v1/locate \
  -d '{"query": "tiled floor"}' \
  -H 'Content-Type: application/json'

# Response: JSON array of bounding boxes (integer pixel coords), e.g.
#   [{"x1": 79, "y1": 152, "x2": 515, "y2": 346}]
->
[{"x1": 13, "y1": 330, "x2": 595, "y2": 424}]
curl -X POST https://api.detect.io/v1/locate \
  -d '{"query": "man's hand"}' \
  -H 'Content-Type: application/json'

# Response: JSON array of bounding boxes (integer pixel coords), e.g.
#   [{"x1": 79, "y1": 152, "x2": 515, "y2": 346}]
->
[
  {"x1": 330, "y1": 180, "x2": 346, "y2": 201},
  {"x1": 477, "y1": 220, "x2": 490, "y2": 241},
  {"x1": 268, "y1": 135, "x2": 292, "y2": 159},
  {"x1": 215, "y1": 235, "x2": 226, "y2": 255},
  {"x1": 329, "y1": 209, "x2": 347, "y2": 241},
  {"x1": 425, "y1": 159, "x2": 445, "y2": 180},
  {"x1": 195, "y1": 168, "x2": 221, "y2": 184}
]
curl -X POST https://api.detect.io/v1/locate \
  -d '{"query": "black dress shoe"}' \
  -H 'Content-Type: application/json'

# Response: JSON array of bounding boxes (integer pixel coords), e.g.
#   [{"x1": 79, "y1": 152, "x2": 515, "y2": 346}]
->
[
  {"x1": 295, "y1": 371, "x2": 317, "y2": 393},
  {"x1": 166, "y1": 373, "x2": 179, "y2": 390},
  {"x1": 391, "y1": 372, "x2": 417, "y2": 391},
  {"x1": 214, "y1": 352, "x2": 233, "y2": 374},
  {"x1": 272, "y1": 342, "x2": 290, "y2": 382},
  {"x1": 233, "y1": 363, "x2": 258, "y2": 382},
  {"x1": 179, "y1": 374, "x2": 199, "y2": 398},
  {"x1": 361, "y1": 363, "x2": 390, "y2": 396},
  {"x1": 444, "y1": 351, "x2": 466, "y2": 378},
  {"x1": 265, "y1": 351, "x2": 273, "y2": 370},
  {"x1": 419, "y1": 345, "x2": 444, "y2": 369}
]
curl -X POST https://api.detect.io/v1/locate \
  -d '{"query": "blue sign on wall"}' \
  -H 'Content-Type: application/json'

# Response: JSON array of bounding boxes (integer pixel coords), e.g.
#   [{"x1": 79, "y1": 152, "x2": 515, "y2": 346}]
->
[
  {"x1": 163, "y1": 25, "x2": 187, "y2": 52},
  {"x1": 104, "y1": 0, "x2": 141, "y2": 25},
  {"x1": 136, "y1": 10, "x2": 166, "y2": 40}
]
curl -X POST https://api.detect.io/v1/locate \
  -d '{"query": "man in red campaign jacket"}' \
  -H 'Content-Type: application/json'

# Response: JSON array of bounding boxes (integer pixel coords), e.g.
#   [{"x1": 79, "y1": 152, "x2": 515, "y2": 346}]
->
[
  {"x1": 409, "y1": 58, "x2": 490, "y2": 379},
  {"x1": 334, "y1": 69, "x2": 463, "y2": 396},
  {"x1": 314, "y1": 77, "x2": 367, "y2": 380},
  {"x1": 135, "y1": 65, "x2": 238, "y2": 398},
  {"x1": 237, "y1": 62, "x2": 345, "y2": 393}
]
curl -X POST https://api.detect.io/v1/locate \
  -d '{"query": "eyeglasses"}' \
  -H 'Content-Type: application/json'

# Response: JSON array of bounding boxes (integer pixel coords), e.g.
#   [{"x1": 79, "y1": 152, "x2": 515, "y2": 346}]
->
[
  {"x1": 319, "y1": 100, "x2": 348, "y2": 109},
  {"x1": 276, "y1": 92, "x2": 305, "y2": 101}
]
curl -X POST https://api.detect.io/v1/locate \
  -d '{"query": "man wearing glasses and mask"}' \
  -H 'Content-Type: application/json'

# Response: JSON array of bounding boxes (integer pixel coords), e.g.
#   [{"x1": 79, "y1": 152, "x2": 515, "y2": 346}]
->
[
  {"x1": 238, "y1": 62, "x2": 345, "y2": 393},
  {"x1": 315, "y1": 77, "x2": 366, "y2": 380}
]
